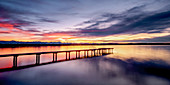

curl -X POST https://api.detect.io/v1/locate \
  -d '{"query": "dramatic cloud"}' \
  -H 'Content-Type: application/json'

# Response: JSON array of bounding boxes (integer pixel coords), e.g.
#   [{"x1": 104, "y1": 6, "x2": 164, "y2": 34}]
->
[
  {"x1": 0, "y1": 0, "x2": 170, "y2": 42},
  {"x1": 77, "y1": 5, "x2": 170, "y2": 36}
]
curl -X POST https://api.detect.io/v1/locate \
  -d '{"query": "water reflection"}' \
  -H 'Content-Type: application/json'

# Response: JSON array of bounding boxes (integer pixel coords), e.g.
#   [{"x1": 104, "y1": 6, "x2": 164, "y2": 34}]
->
[
  {"x1": 109, "y1": 45, "x2": 170, "y2": 64},
  {"x1": 0, "y1": 45, "x2": 170, "y2": 85},
  {"x1": 0, "y1": 56, "x2": 170, "y2": 85}
]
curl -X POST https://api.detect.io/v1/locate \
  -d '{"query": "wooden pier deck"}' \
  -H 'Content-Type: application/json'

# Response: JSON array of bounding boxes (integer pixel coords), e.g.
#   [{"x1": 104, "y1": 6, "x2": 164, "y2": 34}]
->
[{"x1": 0, "y1": 48, "x2": 113, "y2": 72}]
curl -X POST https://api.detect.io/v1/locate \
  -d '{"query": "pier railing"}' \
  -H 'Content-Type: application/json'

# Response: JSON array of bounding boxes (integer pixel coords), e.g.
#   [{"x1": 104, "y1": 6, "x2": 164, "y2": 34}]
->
[{"x1": 0, "y1": 48, "x2": 113, "y2": 72}]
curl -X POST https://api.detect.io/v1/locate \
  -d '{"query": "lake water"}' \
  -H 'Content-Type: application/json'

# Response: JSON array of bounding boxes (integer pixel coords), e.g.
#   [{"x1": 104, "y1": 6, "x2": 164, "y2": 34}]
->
[{"x1": 0, "y1": 45, "x2": 170, "y2": 85}]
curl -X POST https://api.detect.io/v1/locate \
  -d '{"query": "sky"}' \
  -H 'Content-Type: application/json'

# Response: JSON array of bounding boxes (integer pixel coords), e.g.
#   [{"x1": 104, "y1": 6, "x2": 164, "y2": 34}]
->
[{"x1": 0, "y1": 0, "x2": 170, "y2": 43}]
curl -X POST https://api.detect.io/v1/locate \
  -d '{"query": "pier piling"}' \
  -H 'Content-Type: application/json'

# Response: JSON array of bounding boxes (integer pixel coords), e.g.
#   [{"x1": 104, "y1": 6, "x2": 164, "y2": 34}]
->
[{"x1": 13, "y1": 55, "x2": 18, "y2": 68}]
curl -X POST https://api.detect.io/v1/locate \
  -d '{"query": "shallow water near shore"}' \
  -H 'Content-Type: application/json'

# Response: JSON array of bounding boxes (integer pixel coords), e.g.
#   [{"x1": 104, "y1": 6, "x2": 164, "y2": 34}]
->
[{"x1": 0, "y1": 45, "x2": 170, "y2": 85}]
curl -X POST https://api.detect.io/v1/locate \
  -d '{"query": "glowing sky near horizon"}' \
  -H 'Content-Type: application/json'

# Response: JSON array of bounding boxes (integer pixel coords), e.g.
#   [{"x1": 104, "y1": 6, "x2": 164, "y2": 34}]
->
[{"x1": 0, "y1": 0, "x2": 170, "y2": 43}]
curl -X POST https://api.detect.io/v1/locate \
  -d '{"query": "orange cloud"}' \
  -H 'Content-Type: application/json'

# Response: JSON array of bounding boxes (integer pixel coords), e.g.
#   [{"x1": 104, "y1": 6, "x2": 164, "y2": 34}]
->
[
  {"x1": 43, "y1": 33, "x2": 70, "y2": 37},
  {"x1": 0, "y1": 23, "x2": 34, "y2": 36}
]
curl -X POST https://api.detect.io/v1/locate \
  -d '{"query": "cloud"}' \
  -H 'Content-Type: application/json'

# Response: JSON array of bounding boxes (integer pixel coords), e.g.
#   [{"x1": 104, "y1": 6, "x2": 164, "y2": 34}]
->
[
  {"x1": 36, "y1": 4, "x2": 170, "y2": 42},
  {"x1": 38, "y1": 18, "x2": 59, "y2": 23},
  {"x1": 0, "y1": 0, "x2": 170, "y2": 42},
  {"x1": 25, "y1": 29, "x2": 41, "y2": 32},
  {"x1": 0, "y1": 22, "x2": 36, "y2": 36},
  {"x1": 0, "y1": 0, "x2": 79, "y2": 30},
  {"x1": 75, "y1": 5, "x2": 170, "y2": 37},
  {"x1": 40, "y1": 31, "x2": 79, "y2": 37},
  {"x1": 0, "y1": 1, "x2": 36, "y2": 30},
  {"x1": 0, "y1": 31, "x2": 10, "y2": 34}
]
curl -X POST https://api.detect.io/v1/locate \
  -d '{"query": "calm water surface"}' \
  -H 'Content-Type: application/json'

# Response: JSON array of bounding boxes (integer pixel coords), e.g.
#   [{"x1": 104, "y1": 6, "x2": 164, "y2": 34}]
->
[{"x1": 0, "y1": 45, "x2": 170, "y2": 85}]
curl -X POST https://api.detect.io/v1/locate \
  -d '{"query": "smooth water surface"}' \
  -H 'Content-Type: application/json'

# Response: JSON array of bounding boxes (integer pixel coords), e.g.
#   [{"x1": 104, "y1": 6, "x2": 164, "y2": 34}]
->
[{"x1": 0, "y1": 45, "x2": 170, "y2": 85}]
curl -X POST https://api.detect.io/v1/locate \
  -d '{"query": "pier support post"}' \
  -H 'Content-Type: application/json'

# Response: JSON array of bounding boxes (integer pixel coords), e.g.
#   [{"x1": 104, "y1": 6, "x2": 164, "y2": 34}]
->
[
  {"x1": 99, "y1": 49, "x2": 101, "y2": 55},
  {"x1": 94, "y1": 50, "x2": 95, "y2": 56},
  {"x1": 91, "y1": 50, "x2": 93, "y2": 57},
  {"x1": 76, "y1": 51, "x2": 77, "y2": 59},
  {"x1": 97, "y1": 50, "x2": 99, "y2": 56},
  {"x1": 79, "y1": 51, "x2": 80, "y2": 58},
  {"x1": 55, "y1": 53, "x2": 57, "y2": 61},
  {"x1": 102, "y1": 49, "x2": 103, "y2": 55},
  {"x1": 84, "y1": 51, "x2": 85, "y2": 58},
  {"x1": 66, "y1": 52, "x2": 67, "y2": 60},
  {"x1": 87, "y1": 51, "x2": 88, "y2": 57},
  {"x1": 53, "y1": 53, "x2": 55, "y2": 62},
  {"x1": 36, "y1": 54, "x2": 40, "y2": 64},
  {"x1": 99, "y1": 49, "x2": 100, "y2": 55},
  {"x1": 69, "y1": 52, "x2": 70, "y2": 60},
  {"x1": 52, "y1": 53, "x2": 58, "y2": 62},
  {"x1": 112, "y1": 48, "x2": 113, "y2": 53},
  {"x1": 13, "y1": 55, "x2": 18, "y2": 68}
]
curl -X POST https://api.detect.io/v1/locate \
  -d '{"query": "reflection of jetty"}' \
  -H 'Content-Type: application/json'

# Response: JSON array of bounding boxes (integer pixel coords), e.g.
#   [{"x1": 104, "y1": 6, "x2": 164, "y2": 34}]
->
[{"x1": 0, "y1": 48, "x2": 113, "y2": 72}]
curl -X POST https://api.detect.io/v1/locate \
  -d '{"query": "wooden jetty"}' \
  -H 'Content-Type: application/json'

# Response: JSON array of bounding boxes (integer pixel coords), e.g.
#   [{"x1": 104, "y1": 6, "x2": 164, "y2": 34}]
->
[{"x1": 0, "y1": 48, "x2": 113, "y2": 72}]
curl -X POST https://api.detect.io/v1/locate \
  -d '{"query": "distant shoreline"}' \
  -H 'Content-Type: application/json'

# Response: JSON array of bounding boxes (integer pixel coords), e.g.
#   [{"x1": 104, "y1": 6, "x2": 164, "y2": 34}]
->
[{"x1": 0, "y1": 43, "x2": 170, "y2": 48}]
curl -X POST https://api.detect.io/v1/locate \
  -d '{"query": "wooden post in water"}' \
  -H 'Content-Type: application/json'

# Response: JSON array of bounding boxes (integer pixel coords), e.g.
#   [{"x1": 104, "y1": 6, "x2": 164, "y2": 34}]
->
[
  {"x1": 79, "y1": 51, "x2": 80, "y2": 58},
  {"x1": 84, "y1": 51, "x2": 86, "y2": 58},
  {"x1": 99, "y1": 49, "x2": 101, "y2": 55},
  {"x1": 91, "y1": 50, "x2": 93, "y2": 57},
  {"x1": 76, "y1": 51, "x2": 77, "y2": 59},
  {"x1": 97, "y1": 49, "x2": 99, "y2": 56},
  {"x1": 69, "y1": 52, "x2": 70, "y2": 60},
  {"x1": 55, "y1": 53, "x2": 57, "y2": 61},
  {"x1": 13, "y1": 55, "x2": 18, "y2": 68},
  {"x1": 94, "y1": 49, "x2": 95, "y2": 56},
  {"x1": 36, "y1": 54, "x2": 40, "y2": 64},
  {"x1": 87, "y1": 51, "x2": 88, "y2": 57},
  {"x1": 101, "y1": 49, "x2": 103, "y2": 55},
  {"x1": 53, "y1": 53, "x2": 55, "y2": 62},
  {"x1": 99, "y1": 49, "x2": 100, "y2": 56},
  {"x1": 66, "y1": 52, "x2": 67, "y2": 60}
]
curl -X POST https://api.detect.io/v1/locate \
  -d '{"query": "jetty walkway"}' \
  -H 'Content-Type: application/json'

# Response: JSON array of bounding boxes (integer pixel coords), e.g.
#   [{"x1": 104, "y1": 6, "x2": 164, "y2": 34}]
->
[{"x1": 0, "y1": 48, "x2": 113, "y2": 72}]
